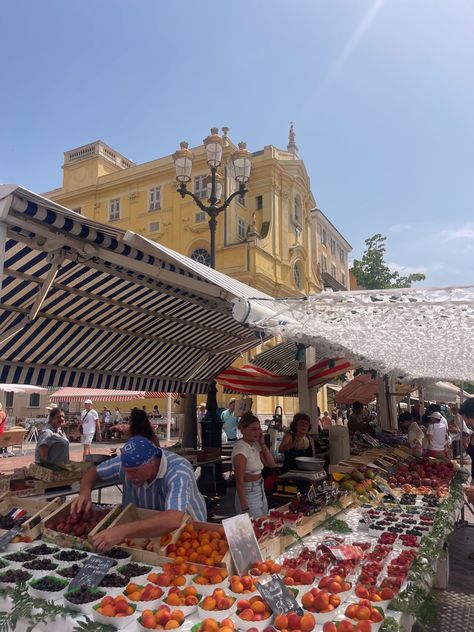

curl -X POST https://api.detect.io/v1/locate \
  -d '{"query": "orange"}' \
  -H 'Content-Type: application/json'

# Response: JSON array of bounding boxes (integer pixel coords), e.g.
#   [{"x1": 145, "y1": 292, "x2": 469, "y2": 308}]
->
[{"x1": 165, "y1": 620, "x2": 180, "y2": 629}]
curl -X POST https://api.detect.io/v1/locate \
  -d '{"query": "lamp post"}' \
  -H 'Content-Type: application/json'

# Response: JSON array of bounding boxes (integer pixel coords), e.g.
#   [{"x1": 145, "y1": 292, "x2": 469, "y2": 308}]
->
[
  {"x1": 173, "y1": 130, "x2": 252, "y2": 492},
  {"x1": 173, "y1": 129, "x2": 252, "y2": 269}
]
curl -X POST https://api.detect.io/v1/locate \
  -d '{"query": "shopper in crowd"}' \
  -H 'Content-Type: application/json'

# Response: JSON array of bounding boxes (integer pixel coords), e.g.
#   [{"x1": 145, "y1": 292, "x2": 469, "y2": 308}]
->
[
  {"x1": 459, "y1": 398, "x2": 474, "y2": 480},
  {"x1": 128, "y1": 408, "x2": 160, "y2": 447},
  {"x1": 221, "y1": 398, "x2": 239, "y2": 441},
  {"x1": 152, "y1": 405, "x2": 162, "y2": 418},
  {"x1": 72, "y1": 436, "x2": 206, "y2": 551},
  {"x1": 399, "y1": 411, "x2": 424, "y2": 457},
  {"x1": 232, "y1": 412, "x2": 277, "y2": 518},
  {"x1": 113, "y1": 407, "x2": 122, "y2": 423},
  {"x1": 320, "y1": 410, "x2": 333, "y2": 430},
  {"x1": 197, "y1": 402, "x2": 207, "y2": 423},
  {"x1": 279, "y1": 412, "x2": 316, "y2": 473},
  {"x1": 0, "y1": 403, "x2": 6, "y2": 455},
  {"x1": 348, "y1": 401, "x2": 370, "y2": 436},
  {"x1": 425, "y1": 411, "x2": 449, "y2": 458},
  {"x1": 35, "y1": 408, "x2": 69, "y2": 465},
  {"x1": 80, "y1": 399, "x2": 99, "y2": 460}
]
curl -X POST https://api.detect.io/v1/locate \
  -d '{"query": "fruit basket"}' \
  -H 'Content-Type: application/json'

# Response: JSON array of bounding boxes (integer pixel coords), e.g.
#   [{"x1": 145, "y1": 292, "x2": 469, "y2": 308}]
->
[
  {"x1": 162, "y1": 586, "x2": 201, "y2": 616},
  {"x1": 41, "y1": 499, "x2": 121, "y2": 550},
  {"x1": 191, "y1": 567, "x2": 229, "y2": 596},
  {"x1": 137, "y1": 605, "x2": 186, "y2": 632},
  {"x1": 22, "y1": 556, "x2": 60, "y2": 579},
  {"x1": 163, "y1": 520, "x2": 231, "y2": 572},
  {"x1": 235, "y1": 595, "x2": 273, "y2": 632},
  {"x1": 28, "y1": 575, "x2": 69, "y2": 599},
  {"x1": 92, "y1": 595, "x2": 137, "y2": 629},
  {"x1": 197, "y1": 589, "x2": 237, "y2": 623},
  {"x1": 64, "y1": 585, "x2": 106, "y2": 616},
  {"x1": 121, "y1": 582, "x2": 163, "y2": 610}
]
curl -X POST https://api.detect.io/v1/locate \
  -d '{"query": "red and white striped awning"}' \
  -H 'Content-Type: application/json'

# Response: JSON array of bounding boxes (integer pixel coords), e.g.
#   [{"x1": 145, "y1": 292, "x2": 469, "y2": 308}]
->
[
  {"x1": 50, "y1": 388, "x2": 176, "y2": 403},
  {"x1": 217, "y1": 357, "x2": 354, "y2": 396}
]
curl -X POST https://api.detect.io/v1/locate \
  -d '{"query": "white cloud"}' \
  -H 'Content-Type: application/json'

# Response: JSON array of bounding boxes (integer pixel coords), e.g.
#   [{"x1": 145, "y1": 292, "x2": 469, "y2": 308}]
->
[
  {"x1": 438, "y1": 223, "x2": 474, "y2": 240},
  {"x1": 388, "y1": 262, "x2": 443, "y2": 276},
  {"x1": 389, "y1": 223, "x2": 414, "y2": 232}
]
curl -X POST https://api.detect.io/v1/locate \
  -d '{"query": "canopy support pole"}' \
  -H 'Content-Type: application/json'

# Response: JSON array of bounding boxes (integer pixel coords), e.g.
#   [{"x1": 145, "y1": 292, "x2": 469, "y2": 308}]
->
[{"x1": 166, "y1": 393, "x2": 172, "y2": 442}]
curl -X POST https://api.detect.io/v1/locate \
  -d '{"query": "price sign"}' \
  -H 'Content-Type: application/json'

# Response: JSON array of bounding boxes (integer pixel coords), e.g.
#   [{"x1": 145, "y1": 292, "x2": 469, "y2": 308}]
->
[
  {"x1": 0, "y1": 525, "x2": 22, "y2": 551},
  {"x1": 257, "y1": 574, "x2": 303, "y2": 615},
  {"x1": 68, "y1": 554, "x2": 115, "y2": 589},
  {"x1": 361, "y1": 511, "x2": 373, "y2": 527},
  {"x1": 377, "y1": 481, "x2": 398, "y2": 501},
  {"x1": 222, "y1": 514, "x2": 263, "y2": 576}
]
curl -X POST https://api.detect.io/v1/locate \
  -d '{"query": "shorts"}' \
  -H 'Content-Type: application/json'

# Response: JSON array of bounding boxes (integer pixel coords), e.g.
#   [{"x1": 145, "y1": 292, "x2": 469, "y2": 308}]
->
[{"x1": 81, "y1": 433, "x2": 95, "y2": 445}]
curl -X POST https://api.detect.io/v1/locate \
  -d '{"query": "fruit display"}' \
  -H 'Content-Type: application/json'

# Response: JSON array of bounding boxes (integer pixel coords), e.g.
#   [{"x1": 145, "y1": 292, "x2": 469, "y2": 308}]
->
[
  {"x1": 138, "y1": 605, "x2": 187, "y2": 630},
  {"x1": 57, "y1": 563, "x2": 82, "y2": 579},
  {"x1": 102, "y1": 546, "x2": 131, "y2": 561},
  {"x1": 198, "y1": 589, "x2": 236, "y2": 616},
  {"x1": 228, "y1": 573, "x2": 258, "y2": 595},
  {"x1": 283, "y1": 568, "x2": 316, "y2": 586},
  {"x1": 192, "y1": 566, "x2": 229, "y2": 590},
  {"x1": 344, "y1": 600, "x2": 384, "y2": 625},
  {"x1": 99, "y1": 573, "x2": 130, "y2": 589},
  {"x1": 301, "y1": 587, "x2": 341, "y2": 614},
  {"x1": 117, "y1": 562, "x2": 153, "y2": 580},
  {"x1": 164, "y1": 586, "x2": 200, "y2": 608},
  {"x1": 166, "y1": 523, "x2": 229, "y2": 566},
  {"x1": 274, "y1": 611, "x2": 316, "y2": 632},
  {"x1": 29, "y1": 575, "x2": 68, "y2": 593},
  {"x1": 318, "y1": 575, "x2": 352, "y2": 594},
  {"x1": 27, "y1": 543, "x2": 59, "y2": 556},
  {"x1": 0, "y1": 569, "x2": 32, "y2": 584},
  {"x1": 94, "y1": 594, "x2": 136, "y2": 617},
  {"x1": 147, "y1": 568, "x2": 191, "y2": 588},
  {"x1": 4, "y1": 551, "x2": 36, "y2": 563},
  {"x1": 123, "y1": 582, "x2": 163, "y2": 603},
  {"x1": 23, "y1": 558, "x2": 59, "y2": 573},
  {"x1": 64, "y1": 585, "x2": 106, "y2": 605},
  {"x1": 355, "y1": 585, "x2": 396, "y2": 604},
  {"x1": 332, "y1": 468, "x2": 376, "y2": 499},
  {"x1": 47, "y1": 507, "x2": 110, "y2": 537},
  {"x1": 194, "y1": 617, "x2": 236, "y2": 632},
  {"x1": 53, "y1": 549, "x2": 89, "y2": 563},
  {"x1": 235, "y1": 595, "x2": 272, "y2": 625},
  {"x1": 248, "y1": 560, "x2": 282, "y2": 576}
]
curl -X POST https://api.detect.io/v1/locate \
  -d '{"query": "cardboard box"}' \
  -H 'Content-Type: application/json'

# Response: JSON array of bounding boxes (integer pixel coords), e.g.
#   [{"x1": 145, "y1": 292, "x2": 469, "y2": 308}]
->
[
  {"x1": 41, "y1": 499, "x2": 121, "y2": 550},
  {"x1": 0, "y1": 493, "x2": 62, "y2": 541}
]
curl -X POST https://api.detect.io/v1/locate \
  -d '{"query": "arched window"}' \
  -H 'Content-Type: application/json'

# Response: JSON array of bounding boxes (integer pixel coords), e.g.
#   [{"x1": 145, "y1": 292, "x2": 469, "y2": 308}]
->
[
  {"x1": 191, "y1": 248, "x2": 211, "y2": 267},
  {"x1": 293, "y1": 261, "x2": 303, "y2": 290}
]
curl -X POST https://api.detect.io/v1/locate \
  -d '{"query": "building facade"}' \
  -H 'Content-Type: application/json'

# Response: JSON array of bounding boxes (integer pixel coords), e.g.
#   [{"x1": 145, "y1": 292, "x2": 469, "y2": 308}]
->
[
  {"x1": 311, "y1": 208, "x2": 352, "y2": 291},
  {"x1": 44, "y1": 129, "x2": 348, "y2": 420}
]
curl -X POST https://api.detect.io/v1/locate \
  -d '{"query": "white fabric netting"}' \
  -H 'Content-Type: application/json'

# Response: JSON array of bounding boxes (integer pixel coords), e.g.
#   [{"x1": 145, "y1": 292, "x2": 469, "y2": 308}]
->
[{"x1": 248, "y1": 287, "x2": 474, "y2": 381}]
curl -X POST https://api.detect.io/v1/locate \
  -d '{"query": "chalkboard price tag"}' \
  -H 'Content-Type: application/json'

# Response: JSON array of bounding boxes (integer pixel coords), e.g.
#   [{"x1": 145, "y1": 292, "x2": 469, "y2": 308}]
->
[
  {"x1": 257, "y1": 574, "x2": 303, "y2": 615},
  {"x1": 0, "y1": 525, "x2": 22, "y2": 551},
  {"x1": 68, "y1": 554, "x2": 115, "y2": 589}
]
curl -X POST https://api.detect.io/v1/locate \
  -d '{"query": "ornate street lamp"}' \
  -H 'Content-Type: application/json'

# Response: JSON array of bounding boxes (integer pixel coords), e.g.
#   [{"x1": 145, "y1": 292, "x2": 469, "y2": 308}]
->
[{"x1": 173, "y1": 128, "x2": 252, "y2": 269}]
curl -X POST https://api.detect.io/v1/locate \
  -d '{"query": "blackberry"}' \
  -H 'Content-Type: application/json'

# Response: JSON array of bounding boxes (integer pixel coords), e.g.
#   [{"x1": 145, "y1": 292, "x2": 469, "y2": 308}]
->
[
  {"x1": 102, "y1": 547, "x2": 130, "y2": 560},
  {"x1": 99, "y1": 572, "x2": 128, "y2": 588},
  {"x1": 57, "y1": 564, "x2": 81, "y2": 578},
  {"x1": 65, "y1": 586, "x2": 105, "y2": 604},
  {"x1": 0, "y1": 569, "x2": 32, "y2": 583},
  {"x1": 53, "y1": 550, "x2": 88, "y2": 562},
  {"x1": 5, "y1": 551, "x2": 36, "y2": 563},
  {"x1": 28, "y1": 544, "x2": 59, "y2": 556},
  {"x1": 30, "y1": 576, "x2": 68, "y2": 592},
  {"x1": 23, "y1": 558, "x2": 59, "y2": 572},
  {"x1": 117, "y1": 562, "x2": 152, "y2": 579}
]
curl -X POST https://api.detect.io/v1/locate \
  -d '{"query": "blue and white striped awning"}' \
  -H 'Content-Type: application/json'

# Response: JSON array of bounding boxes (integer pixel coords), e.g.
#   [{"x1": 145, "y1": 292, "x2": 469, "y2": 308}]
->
[{"x1": 0, "y1": 185, "x2": 272, "y2": 394}]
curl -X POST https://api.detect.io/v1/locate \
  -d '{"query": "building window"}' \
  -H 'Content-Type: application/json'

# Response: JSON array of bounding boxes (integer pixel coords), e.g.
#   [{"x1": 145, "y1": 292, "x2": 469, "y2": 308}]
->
[
  {"x1": 341, "y1": 271, "x2": 346, "y2": 287},
  {"x1": 294, "y1": 195, "x2": 302, "y2": 224},
  {"x1": 109, "y1": 198, "x2": 121, "y2": 221},
  {"x1": 72, "y1": 207, "x2": 82, "y2": 215},
  {"x1": 194, "y1": 175, "x2": 207, "y2": 200},
  {"x1": 238, "y1": 217, "x2": 247, "y2": 241},
  {"x1": 149, "y1": 186, "x2": 161, "y2": 211},
  {"x1": 191, "y1": 248, "x2": 211, "y2": 266},
  {"x1": 331, "y1": 238, "x2": 337, "y2": 255},
  {"x1": 332, "y1": 264, "x2": 337, "y2": 278},
  {"x1": 195, "y1": 211, "x2": 206, "y2": 223},
  {"x1": 320, "y1": 226, "x2": 327, "y2": 246},
  {"x1": 322, "y1": 256, "x2": 327, "y2": 272},
  {"x1": 29, "y1": 393, "x2": 40, "y2": 408},
  {"x1": 149, "y1": 221, "x2": 161, "y2": 233},
  {"x1": 5, "y1": 392, "x2": 13, "y2": 408},
  {"x1": 339, "y1": 247, "x2": 345, "y2": 264},
  {"x1": 256, "y1": 195, "x2": 263, "y2": 210}
]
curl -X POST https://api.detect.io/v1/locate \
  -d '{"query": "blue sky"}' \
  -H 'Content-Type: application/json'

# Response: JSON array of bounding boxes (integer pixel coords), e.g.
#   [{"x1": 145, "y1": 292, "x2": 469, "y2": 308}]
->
[{"x1": 1, "y1": 0, "x2": 473, "y2": 287}]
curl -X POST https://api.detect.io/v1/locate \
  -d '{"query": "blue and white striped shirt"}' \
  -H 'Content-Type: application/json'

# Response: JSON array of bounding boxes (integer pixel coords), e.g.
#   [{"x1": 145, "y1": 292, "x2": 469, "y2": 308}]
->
[{"x1": 96, "y1": 450, "x2": 207, "y2": 521}]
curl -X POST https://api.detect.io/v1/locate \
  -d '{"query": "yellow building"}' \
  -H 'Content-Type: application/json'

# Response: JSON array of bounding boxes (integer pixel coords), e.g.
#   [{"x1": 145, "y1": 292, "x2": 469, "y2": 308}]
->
[{"x1": 44, "y1": 128, "x2": 332, "y2": 423}]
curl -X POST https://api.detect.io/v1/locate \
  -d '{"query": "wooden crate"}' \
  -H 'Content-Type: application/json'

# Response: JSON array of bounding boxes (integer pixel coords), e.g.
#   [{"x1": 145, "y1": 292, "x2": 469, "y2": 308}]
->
[
  {"x1": 8, "y1": 477, "x2": 45, "y2": 497},
  {"x1": 41, "y1": 499, "x2": 121, "y2": 550},
  {"x1": 28, "y1": 461, "x2": 92, "y2": 483},
  {"x1": 0, "y1": 493, "x2": 62, "y2": 541}
]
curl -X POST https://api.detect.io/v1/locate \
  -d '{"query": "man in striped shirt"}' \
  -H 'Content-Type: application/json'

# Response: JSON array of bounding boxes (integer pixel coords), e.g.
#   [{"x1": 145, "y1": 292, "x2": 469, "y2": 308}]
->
[{"x1": 71, "y1": 436, "x2": 207, "y2": 552}]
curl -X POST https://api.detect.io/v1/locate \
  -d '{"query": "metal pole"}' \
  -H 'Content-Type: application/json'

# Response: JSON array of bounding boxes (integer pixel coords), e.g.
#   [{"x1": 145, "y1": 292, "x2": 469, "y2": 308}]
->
[{"x1": 209, "y1": 216, "x2": 217, "y2": 270}]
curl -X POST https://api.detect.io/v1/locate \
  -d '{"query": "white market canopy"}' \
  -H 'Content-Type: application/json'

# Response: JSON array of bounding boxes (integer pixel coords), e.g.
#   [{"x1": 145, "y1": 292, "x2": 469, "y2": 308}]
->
[
  {"x1": 0, "y1": 383, "x2": 48, "y2": 394},
  {"x1": 50, "y1": 387, "x2": 173, "y2": 402},
  {"x1": 0, "y1": 185, "x2": 272, "y2": 393},
  {"x1": 232, "y1": 286, "x2": 474, "y2": 382}
]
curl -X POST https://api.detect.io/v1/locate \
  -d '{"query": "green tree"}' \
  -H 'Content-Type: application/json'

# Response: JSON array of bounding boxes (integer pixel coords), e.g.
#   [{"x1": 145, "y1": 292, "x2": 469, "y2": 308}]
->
[{"x1": 350, "y1": 233, "x2": 426, "y2": 290}]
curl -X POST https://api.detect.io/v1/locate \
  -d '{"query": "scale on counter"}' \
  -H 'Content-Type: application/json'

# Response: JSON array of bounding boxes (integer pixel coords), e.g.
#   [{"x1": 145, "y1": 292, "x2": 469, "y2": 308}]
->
[{"x1": 274, "y1": 469, "x2": 327, "y2": 497}]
